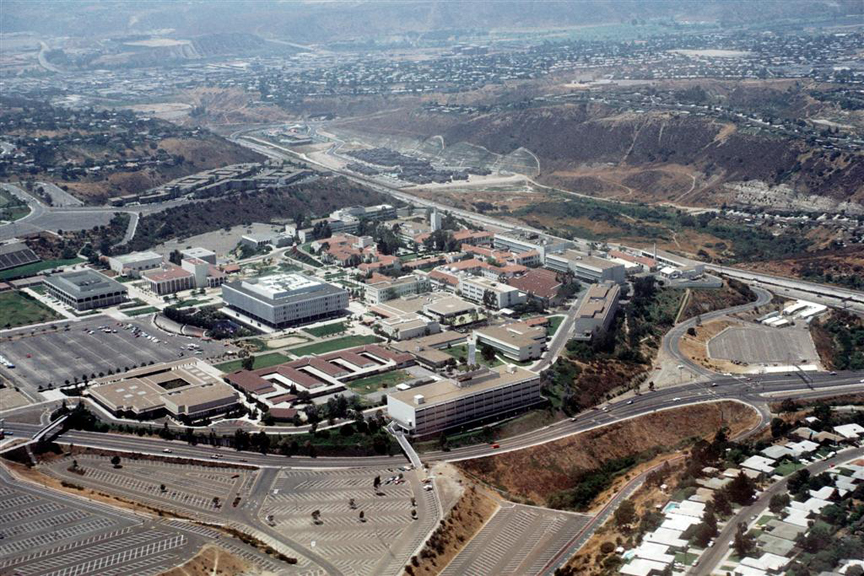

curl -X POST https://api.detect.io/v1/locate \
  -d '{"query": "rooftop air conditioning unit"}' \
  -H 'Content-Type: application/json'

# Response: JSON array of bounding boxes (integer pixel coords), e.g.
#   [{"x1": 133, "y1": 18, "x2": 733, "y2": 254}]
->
[{"x1": 413, "y1": 394, "x2": 425, "y2": 405}]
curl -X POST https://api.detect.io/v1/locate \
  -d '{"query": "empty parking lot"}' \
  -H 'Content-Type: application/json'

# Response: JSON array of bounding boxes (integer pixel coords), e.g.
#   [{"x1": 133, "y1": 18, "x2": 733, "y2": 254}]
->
[
  {"x1": 43, "y1": 455, "x2": 260, "y2": 519},
  {"x1": 262, "y1": 467, "x2": 438, "y2": 576},
  {"x1": 0, "y1": 316, "x2": 233, "y2": 394},
  {"x1": 441, "y1": 503, "x2": 592, "y2": 576},
  {"x1": 0, "y1": 465, "x2": 201, "y2": 576},
  {"x1": 707, "y1": 324, "x2": 820, "y2": 365}
]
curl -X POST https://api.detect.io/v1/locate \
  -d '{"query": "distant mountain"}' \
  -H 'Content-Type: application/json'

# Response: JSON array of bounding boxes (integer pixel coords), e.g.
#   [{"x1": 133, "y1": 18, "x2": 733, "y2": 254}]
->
[{"x1": 4, "y1": 0, "x2": 862, "y2": 42}]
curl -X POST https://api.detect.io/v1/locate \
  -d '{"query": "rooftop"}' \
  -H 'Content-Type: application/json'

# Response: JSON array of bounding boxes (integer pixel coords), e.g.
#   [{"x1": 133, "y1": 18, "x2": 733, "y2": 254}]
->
[
  {"x1": 475, "y1": 323, "x2": 546, "y2": 347},
  {"x1": 44, "y1": 269, "x2": 127, "y2": 297},
  {"x1": 111, "y1": 250, "x2": 162, "y2": 264},
  {"x1": 389, "y1": 365, "x2": 538, "y2": 407}
]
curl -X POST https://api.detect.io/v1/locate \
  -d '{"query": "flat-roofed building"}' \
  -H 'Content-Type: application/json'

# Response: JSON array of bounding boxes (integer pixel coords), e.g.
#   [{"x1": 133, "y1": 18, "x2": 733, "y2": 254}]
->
[
  {"x1": 573, "y1": 282, "x2": 620, "y2": 341},
  {"x1": 422, "y1": 295, "x2": 481, "y2": 321},
  {"x1": 88, "y1": 359, "x2": 238, "y2": 421},
  {"x1": 180, "y1": 247, "x2": 217, "y2": 265},
  {"x1": 222, "y1": 272, "x2": 348, "y2": 329},
  {"x1": 44, "y1": 269, "x2": 127, "y2": 311},
  {"x1": 459, "y1": 276, "x2": 526, "y2": 309},
  {"x1": 143, "y1": 263, "x2": 195, "y2": 295},
  {"x1": 107, "y1": 251, "x2": 163, "y2": 277},
  {"x1": 474, "y1": 322, "x2": 546, "y2": 362},
  {"x1": 387, "y1": 365, "x2": 543, "y2": 436},
  {"x1": 545, "y1": 250, "x2": 626, "y2": 284},
  {"x1": 365, "y1": 274, "x2": 430, "y2": 305}
]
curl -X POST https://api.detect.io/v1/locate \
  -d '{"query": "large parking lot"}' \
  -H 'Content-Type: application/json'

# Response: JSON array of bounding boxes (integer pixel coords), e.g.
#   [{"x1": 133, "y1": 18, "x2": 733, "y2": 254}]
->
[
  {"x1": 0, "y1": 465, "x2": 202, "y2": 576},
  {"x1": 707, "y1": 324, "x2": 820, "y2": 365},
  {"x1": 441, "y1": 503, "x2": 592, "y2": 576},
  {"x1": 43, "y1": 455, "x2": 260, "y2": 520},
  {"x1": 0, "y1": 316, "x2": 234, "y2": 395},
  {"x1": 261, "y1": 467, "x2": 438, "y2": 576}
]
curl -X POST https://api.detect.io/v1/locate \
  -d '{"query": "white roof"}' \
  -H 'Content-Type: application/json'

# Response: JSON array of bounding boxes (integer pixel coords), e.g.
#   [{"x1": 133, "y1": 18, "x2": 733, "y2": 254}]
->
[
  {"x1": 644, "y1": 528, "x2": 688, "y2": 548},
  {"x1": 734, "y1": 565, "x2": 768, "y2": 576},
  {"x1": 786, "y1": 440, "x2": 819, "y2": 455},
  {"x1": 632, "y1": 542, "x2": 674, "y2": 564},
  {"x1": 660, "y1": 514, "x2": 701, "y2": 532},
  {"x1": 741, "y1": 455, "x2": 776, "y2": 473},
  {"x1": 621, "y1": 558, "x2": 670, "y2": 576},
  {"x1": 741, "y1": 553, "x2": 789, "y2": 571},
  {"x1": 675, "y1": 500, "x2": 706, "y2": 518},
  {"x1": 840, "y1": 560, "x2": 864, "y2": 574},
  {"x1": 810, "y1": 486, "x2": 835, "y2": 500},
  {"x1": 783, "y1": 508, "x2": 811, "y2": 527},
  {"x1": 834, "y1": 423, "x2": 864, "y2": 439},
  {"x1": 761, "y1": 445, "x2": 794, "y2": 459}
]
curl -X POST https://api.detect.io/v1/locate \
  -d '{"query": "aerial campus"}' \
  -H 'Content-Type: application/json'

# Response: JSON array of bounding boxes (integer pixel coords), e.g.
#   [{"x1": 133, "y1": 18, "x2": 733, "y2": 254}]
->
[{"x1": 2, "y1": 2, "x2": 864, "y2": 576}]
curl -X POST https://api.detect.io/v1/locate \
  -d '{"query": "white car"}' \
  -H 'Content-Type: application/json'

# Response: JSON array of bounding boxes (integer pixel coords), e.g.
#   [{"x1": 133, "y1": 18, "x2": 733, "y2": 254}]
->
[
  {"x1": 163, "y1": 448, "x2": 172, "y2": 453},
  {"x1": 672, "y1": 397, "x2": 681, "y2": 402}
]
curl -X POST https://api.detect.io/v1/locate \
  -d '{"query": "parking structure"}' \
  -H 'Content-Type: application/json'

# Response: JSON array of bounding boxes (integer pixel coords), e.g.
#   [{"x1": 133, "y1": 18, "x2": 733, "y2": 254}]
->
[
  {"x1": 0, "y1": 316, "x2": 234, "y2": 396},
  {"x1": 0, "y1": 465, "x2": 203, "y2": 576},
  {"x1": 261, "y1": 467, "x2": 438, "y2": 576},
  {"x1": 441, "y1": 504, "x2": 592, "y2": 576}
]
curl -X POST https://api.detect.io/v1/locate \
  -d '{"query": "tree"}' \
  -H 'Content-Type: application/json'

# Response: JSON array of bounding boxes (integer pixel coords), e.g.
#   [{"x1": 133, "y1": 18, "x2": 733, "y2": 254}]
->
[
  {"x1": 769, "y1": 493, "x2": 790, "y2": 514},
  {"x1": 771, "y1": 417, "x2": 789, "y2": 438},
  {"x1": 212, "y1": 496, "x2": 221, "y2": 508},
  {"x1": 373, "y1": 475, "x2": 381, "y2": 494},
  {"x1": 349, "y1": 498, "x2": 356, "y2": 509},
  {"x1": 727, "y1": 472, "x2": 756, "y2": 505},
  {"x1": 241, "y1": 355, "x2": 255, "y2": 371},
  {"x1": 480, "y1": 344, "x2": 496, "y2": 363},
  {"x1": 160, "y1": 483, "x2": 166, "y2": 492},
  {"x1": 359, "y1": 510, "x2": 366, "y2": 522},
  {"x1": 110, "y1": 455, "x2": 121, "y2": 468},
  {"x1": 312, "y1": 509, "x2": 321, "y2": 524},
  {"x1": 712, "y1": 490, "x2": 732, "y2": 517},
  {"x1": 732, "y1": 523, "x2": 755, "y2": 557},
  {"x1": 614, "y1": 500, "x2": 637, "y2": 527}
]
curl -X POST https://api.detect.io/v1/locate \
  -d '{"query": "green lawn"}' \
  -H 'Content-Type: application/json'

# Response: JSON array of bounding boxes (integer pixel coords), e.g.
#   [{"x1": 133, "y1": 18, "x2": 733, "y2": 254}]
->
[
  {"x1": 775, "y1": 460, "x2": 805, "y2": 476},
  {"x1": 443, "y1": 344, "x2": 503, "y2": 368},
  {"x1": 346, "y1": 370, "x2": 412, "y2": 395},
  {"x1": 0, "y1": 291, "x2": 61, "y2": 329},
  {"x1": 214, "y1": 352, "x2": 290, "y2": 373},
  {"x1": 304, "y1": 322, "x2": 347, "y2": 338},
  {"x1": 0, "y1": 258, "x2": 85, "y2": 281},
  {"x1": 174, "y1": 298, "x2": 207, "y2": 309},
  {"x1": 548, "y1": 315, "x2": 565, "y2": 336},
  {"x1": 123, "y1": 306, "x2": 159, "y2": 317},
  {"x1": 289, "y1": 335, "x2": 382, "y2": 356},
  {"x1": 0, "y1": 188, "x2": 30, "y2": 221}
]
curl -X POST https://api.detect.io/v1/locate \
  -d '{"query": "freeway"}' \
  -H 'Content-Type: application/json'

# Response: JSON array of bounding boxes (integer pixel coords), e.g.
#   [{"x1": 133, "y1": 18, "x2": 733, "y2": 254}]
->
[
  {"x1": 661, "y1": 286, "x2": 773, "y2": 378},
  {"x1": 691, "y1": 445, "x2": 864, "y2": 576},
  {"x1": 5, "y1": 372, "x2": 863, "y2": 469}
]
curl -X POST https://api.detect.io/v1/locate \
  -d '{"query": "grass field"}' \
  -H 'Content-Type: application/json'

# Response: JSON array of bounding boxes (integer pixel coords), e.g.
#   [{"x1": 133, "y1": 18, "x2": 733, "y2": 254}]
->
[
  {"x1": 289, "y1": 335, "x2": 381, "y2": 356},
  {"x1": 123, "y1": 306, "x2": 159, "y2": 317},
  {"x1": 548, "y1": 315, "x2": 564, "y2": 336},
  {"x1": 443, "y1": 344, "x2": 503, "y2": 368},
  {"x1": 214, "y1": 352, "x2": 290, "y2": 373},
  {"x1": 0, "y1": 258, "x2": 86, "y2": 281},
  {"x1": 345, "y1": 370, "x2": 411, "y2": 395},
  {"x1": 774, "y1": 460, "x2": 805, "y2": 476},
  {"x1": 303, "y1": 322, "x2": 347, "y2": 338},
  {"x1": 0, "y1": 291, "x2": 61, "y2": 329},
  {"x1": 0, "y1": 188, "x2": 30, "y2": 222}
]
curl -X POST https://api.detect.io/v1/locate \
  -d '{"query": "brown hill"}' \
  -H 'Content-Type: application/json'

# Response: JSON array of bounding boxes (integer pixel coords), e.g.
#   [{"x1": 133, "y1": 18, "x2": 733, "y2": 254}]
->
[{"x1": 338, "y1": 105, "x2": 864, "y2": 207}]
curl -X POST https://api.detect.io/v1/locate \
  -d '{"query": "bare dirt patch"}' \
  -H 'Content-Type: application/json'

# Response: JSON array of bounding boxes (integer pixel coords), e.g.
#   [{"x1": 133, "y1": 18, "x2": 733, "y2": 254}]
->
[
  {"x1": 678, "y1": 318, "x2": 747, "y2": 373},
  {"x1": 158, "y1": 544, "x2": 253, "y2": 576},
  {"x1": 455, "y1": 402, "x2": 759, "y2": 508}
]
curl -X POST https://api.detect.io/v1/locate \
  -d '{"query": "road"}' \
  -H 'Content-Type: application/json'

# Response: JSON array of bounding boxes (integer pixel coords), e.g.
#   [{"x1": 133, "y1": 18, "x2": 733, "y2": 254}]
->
[
  {"x1": 5, "y1": 372, "x2": 863, "y2": 469},
  {"x1": 662, "y1": 286, "x2": 773, "y2": 378},
  {"x1": 231, "y1": 128, "x2": 864, "y2": 314},
  {"x1": 691, "y1": 445, "x2": 864, "y2": 576}
]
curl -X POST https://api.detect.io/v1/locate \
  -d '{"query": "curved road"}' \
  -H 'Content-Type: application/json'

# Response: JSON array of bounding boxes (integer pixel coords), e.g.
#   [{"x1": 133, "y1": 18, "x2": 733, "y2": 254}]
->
[
  {"x1": 662, "y1": 286, "x2": 773, "y2": 378},
  {"x1": 6, "y1": 372, "x2": 863, "y2": 469}
]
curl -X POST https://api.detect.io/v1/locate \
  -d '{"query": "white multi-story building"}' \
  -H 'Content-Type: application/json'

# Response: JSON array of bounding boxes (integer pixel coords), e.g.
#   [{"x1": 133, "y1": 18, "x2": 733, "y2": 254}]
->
[
  {"x1": 222, "y1": 273, "x2": 348, "y2": 329},
  {"x1": 365, "y1": 274, "x2": 431, "y2": 305},
  {"x1": 459, "y1": 276, "x2": 526, "y2": 309},
  {"x1": 387, "y1": 366, "x2": 543, "y2": 436},
  {"x1": 474, "y1": 323, "x2": 546, "y2": 362},
  {"x1": 545, "y1": 250, "x2": 626, "y2": 284},
  {"x1": 107, "y1": 251, "x2": 163, "y2": 277}
]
